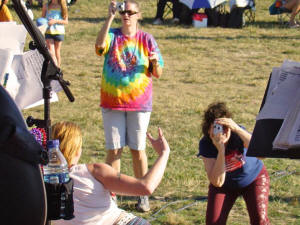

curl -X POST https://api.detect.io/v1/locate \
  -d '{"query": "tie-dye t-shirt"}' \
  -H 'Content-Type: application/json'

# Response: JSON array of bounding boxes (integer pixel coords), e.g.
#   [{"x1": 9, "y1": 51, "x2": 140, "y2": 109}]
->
[{"x1": 95, "y1": 28, "x2": 164, "y2": 111}]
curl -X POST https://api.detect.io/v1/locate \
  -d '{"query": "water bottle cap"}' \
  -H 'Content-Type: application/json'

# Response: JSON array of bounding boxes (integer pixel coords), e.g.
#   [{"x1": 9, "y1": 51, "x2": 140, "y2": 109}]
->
[{"x1": 47, "y1": 139, "x2": 60, "y2": 148}]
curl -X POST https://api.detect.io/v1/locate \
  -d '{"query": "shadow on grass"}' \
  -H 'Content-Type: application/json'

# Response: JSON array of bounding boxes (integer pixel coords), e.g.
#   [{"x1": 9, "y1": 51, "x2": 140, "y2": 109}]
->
[
  {"x1": 68, "y1": 17, "x2": 107, "y2": 24},
  {"x1": 141, "y1": 16, "x2": 287, "y2": 28},
  {"x1": 119, "y1": 195, "x2": 300, "y2": 212},
  {"x1": 160, "y1": 32, "x2": 300, "y2": 41},
  {"x1": 118, "y1": 195, "x2": 208, "y2": 212},
  {"x1": 269, "y1": 195, "x2": 300, "y2": 205}
]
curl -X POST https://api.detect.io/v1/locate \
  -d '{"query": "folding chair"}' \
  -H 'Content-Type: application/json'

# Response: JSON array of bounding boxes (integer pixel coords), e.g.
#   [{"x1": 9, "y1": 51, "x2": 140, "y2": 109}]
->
[
  {"x1": 243, "y1": 0, "x2": 256, "y2": 25},
  {"x1": 158, "y1": 0, "x2": 173, "y2": 19},
  {"x1": 269, "y1": 1, "x2": 300, "y2": 25},
  {"x1": 278, "y1": 8, "x2": 292, "y2": 24}
]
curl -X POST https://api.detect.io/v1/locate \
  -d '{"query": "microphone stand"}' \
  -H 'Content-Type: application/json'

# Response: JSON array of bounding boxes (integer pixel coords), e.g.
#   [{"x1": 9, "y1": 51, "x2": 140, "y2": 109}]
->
[
  {"x1": 12, "y1": 0, "x2": 75, "y2": 224},
  {"x1": 26, "y1": 59, "x2": 75, "y2": 137},
  {"x1": 12, "y1": 0, "x2": 74, "y2": 138}
]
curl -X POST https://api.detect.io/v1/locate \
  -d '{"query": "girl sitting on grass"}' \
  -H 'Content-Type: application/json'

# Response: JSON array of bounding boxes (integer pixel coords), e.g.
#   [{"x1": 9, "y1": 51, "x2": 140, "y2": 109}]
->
[{"x1": 51, "y1": 121, "x2": 170, "y2": 225}]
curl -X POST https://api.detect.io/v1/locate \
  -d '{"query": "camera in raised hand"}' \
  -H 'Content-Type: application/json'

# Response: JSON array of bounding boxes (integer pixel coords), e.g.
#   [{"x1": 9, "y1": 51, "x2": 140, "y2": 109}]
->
[
  {"x1": 213, "y1": 122, "x2": 223, "y2": 135},
  {"x1": 116, "y1": 1, "x2": 125, "y2": 12}
]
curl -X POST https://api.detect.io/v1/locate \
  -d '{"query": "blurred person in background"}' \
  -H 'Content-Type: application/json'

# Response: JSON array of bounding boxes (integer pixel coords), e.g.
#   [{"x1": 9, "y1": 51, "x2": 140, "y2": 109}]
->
[
  {"x1": 95, "y1": 0, "x2": 164, "y2": 212},
  {"x1": 276, "y1": 0, "x2": 300, "y2": 28},
  {"x1": 0, "y1": 0, "x2": 13, "y2": 22},
  {"x1": 153, "y1": 0, "x2": 181, "y2": 25},
  {"x1": 198, "y1": 102, "x2": 270, "y2": 225},
  {"x1": 41, "y1": 0, "x2": 68, "y2": 67},
  {"x1": 51, "y1": 122, "x2": 170, "y2": 225}
]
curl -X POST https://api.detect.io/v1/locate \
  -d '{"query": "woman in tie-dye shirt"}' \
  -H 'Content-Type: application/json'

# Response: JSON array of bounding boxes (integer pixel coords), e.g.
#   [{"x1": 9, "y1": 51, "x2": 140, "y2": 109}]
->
[{"x1": 95, "y1": 0, "x2": 163, "y2": 212}]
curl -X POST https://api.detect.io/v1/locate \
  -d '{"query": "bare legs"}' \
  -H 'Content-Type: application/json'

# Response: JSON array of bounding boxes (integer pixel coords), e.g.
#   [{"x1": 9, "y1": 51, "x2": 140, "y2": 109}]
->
[
  {"x1": 46, "y1": 39, "x2": 62, "y2": 67},
  {"x1": 284, "y1": 0, "x2": 300, "y2": 26},
  {"x1": 130, "y1": 149, "x2": 148, "y2": 178},
  {"x1": 54, "y1": 41, "x2": 62, "y2": 67},
  {"x1": 105, "y1": 148, "x2": 148, "y2": 178},
  {"x1": 106, "y1": 148, "x2": 123, "y2": 173}
]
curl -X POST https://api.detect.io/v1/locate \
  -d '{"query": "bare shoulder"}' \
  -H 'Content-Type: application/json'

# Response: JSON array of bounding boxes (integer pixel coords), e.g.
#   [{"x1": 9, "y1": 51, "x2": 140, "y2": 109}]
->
[{"x1": 87, "y1": 163, "x2": 115, "y2": 179}]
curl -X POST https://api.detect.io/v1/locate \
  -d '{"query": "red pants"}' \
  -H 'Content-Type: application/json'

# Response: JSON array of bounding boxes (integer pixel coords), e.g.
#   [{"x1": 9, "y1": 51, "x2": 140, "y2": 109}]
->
[{"x1": 206, "y1": 166, "x2": 270, "y2": 225}]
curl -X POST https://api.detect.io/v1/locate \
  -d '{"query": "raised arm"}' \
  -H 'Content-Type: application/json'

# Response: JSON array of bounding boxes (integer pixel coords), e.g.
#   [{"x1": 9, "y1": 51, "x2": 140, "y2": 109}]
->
[
  {"x1": 215, "y1": 118, "x2": 252, "y2": 148},
  {"x1": 95, "y1": 0, "x2": 116, "y2": 49},
  {"x1": 202, "y1": 125, "x2": 231, "y2": 187},
  {"x1": 88, "y1": 128, "x2": 170, "y2": 196}
]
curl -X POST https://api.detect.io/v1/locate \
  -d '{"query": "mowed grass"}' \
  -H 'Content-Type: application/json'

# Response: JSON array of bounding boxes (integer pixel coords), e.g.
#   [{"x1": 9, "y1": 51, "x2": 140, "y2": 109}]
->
[{"x1": 9, "y1": 0, "x2": 300, "y2": 224}]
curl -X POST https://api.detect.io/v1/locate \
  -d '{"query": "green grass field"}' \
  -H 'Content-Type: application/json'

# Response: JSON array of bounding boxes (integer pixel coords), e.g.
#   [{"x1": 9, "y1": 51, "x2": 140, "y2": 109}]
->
[{"x1": 9, "y1": 0, "x2": 300, "y2": 224}]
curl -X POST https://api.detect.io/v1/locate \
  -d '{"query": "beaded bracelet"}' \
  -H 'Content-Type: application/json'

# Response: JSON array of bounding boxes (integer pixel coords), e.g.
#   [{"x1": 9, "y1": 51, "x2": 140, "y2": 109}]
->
[
  {"x1": 30, "y1": 128, "x2": 47, "y2": 149},
  {"x1": 38, "y1": 128, "x2": 47, "y2": 148},
  {"x1": 30, "y1": 128, "x2": 42, "y2": 146}
]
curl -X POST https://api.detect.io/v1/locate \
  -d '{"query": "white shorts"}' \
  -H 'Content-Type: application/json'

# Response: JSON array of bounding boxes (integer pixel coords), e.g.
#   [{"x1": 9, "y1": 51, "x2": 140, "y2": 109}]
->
[{"x1": 101, "y1": 108, "x2": 151, "y2": 150}]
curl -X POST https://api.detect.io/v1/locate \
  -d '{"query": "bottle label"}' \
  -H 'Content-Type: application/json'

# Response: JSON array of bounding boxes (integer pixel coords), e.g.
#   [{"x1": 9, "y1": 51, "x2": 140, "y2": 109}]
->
[{"x1": 44, "y1": 172, "x2": 69, "y2": 183}]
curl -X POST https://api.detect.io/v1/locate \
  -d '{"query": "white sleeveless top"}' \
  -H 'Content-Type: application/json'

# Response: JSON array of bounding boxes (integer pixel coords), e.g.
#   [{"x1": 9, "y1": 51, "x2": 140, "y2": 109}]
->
[{"x1": 53, "y1": 164, "x2": 123, "y2": 225}]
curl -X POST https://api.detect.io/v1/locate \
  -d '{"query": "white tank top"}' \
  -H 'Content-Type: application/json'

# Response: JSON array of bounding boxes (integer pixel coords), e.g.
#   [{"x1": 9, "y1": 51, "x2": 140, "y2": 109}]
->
[{"x1": 53, "y1": 164, "x2": 122, "y2": 225}]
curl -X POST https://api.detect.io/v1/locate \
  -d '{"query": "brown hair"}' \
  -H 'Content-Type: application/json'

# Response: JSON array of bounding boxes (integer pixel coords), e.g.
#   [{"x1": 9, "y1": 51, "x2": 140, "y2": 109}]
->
[
  {"x1": 59, "y1": 0, "x2": 68, "y2": 20},
  {"x1": 51, "y1": 121, "x2": 82, "y2": 165},
  {"x1": 125, "y1": 0, "x2": 140, "y2": 12},
  {"x1": 201, "y1": 102, "x2": 232, "y2": 138}
]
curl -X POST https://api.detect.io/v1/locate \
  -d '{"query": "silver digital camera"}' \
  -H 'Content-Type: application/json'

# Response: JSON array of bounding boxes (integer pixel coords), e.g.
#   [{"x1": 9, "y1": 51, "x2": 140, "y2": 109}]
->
[
  {"x1": 116, "y1": 2, "x2": 125, "y2": 12},
  {"x1": 213, "y1": 122, "x2": 223, "y2": 135}
]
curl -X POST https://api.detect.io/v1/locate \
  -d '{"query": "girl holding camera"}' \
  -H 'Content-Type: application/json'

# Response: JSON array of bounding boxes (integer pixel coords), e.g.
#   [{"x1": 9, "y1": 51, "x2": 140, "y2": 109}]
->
[{"x1": 198, "y1": 102, "x2": 270, "y2": 225}]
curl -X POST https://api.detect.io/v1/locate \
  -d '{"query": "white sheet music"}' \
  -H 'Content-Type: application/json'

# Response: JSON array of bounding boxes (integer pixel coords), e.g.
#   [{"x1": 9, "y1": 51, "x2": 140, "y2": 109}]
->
[
  {"x1": 256, "y1": 63, "x2": 300, "y2": 120},
  {"x1": 273, "y1": 89, "x2": 300, "y2": 149},
  {"x1": 22, "y1": 50, "x2": 62, "y2": 93},
  {"x1": 0, "y1": 49, "x2": 15, "y2": 85},
  {"x1": 257, "y1": 60, "x2": 300, "y2": 150},
  {"x1": 0, "y1": 23, "x2": 61, "y2": 109},
  {"x1": 0, "y1": 23, "x2": 27, "y2": 54},
  {"x1": 9, "y1": 50, "x2": 61, "y2": 109}
]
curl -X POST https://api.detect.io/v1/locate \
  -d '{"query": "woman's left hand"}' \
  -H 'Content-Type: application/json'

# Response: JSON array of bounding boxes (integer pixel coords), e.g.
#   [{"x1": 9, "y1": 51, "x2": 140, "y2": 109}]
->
[
  {"x1": 149, "y1": 52, "x2": 159, "y2": 65},
  {"x1": 215, "y1": 118, "x2": 240, "y2": 133},
  {"x1": 48, "y1": 18, "x2": 56, "y2": 26}
]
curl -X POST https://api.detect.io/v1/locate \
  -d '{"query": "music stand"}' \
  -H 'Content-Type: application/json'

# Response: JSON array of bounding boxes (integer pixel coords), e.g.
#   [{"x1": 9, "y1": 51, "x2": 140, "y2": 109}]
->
[{"x1": 247, "y1": 73, "x2": 300, "y2": 159}]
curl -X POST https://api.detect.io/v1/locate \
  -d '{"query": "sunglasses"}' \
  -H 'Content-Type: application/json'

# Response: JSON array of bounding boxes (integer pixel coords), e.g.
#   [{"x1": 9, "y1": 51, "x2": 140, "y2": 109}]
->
[{"x1": 119, "y1": 10, "x2": 138, "y2": 16}]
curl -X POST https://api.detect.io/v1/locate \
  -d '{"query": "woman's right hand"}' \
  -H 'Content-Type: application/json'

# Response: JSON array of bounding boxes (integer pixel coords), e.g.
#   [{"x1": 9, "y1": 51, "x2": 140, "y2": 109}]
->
[
  {"x1": 109, "y1": 0, "x2": 117, "y2": 17},
  {"x1": 147, "y1": 128, "x2": 170, "y2": 156}
]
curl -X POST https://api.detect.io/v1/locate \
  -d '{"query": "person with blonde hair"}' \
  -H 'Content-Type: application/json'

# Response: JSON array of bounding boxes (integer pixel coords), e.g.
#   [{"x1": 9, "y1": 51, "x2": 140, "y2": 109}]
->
[
  {"x1": 41, "y1": 0, "x2": 68, "y2": 67},
  {"x1": 0, "y1": 0, "x2": 13, "y2": 22},
  {"x1": 51, "y1": 121, "x2": 170, "y2": 225},
  {"x1": 95, "y1": 0, "x2": 164, "y2": 212}
]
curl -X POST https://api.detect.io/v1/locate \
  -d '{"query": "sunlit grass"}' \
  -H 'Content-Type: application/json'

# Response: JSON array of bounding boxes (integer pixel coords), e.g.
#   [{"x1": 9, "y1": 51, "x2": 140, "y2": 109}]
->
[{"x1": 8, "y1": 0, "x2": 300, "y2": 224}]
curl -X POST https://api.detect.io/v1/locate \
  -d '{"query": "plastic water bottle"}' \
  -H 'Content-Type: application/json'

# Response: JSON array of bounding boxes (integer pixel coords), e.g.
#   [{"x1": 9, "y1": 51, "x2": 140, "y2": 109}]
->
[
  {"x1": 43, "y1": 139, "x2": 69, "y2": 184},
  {"x1": 43, "y1": 139, "x2": 69, "y2": 218}
]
